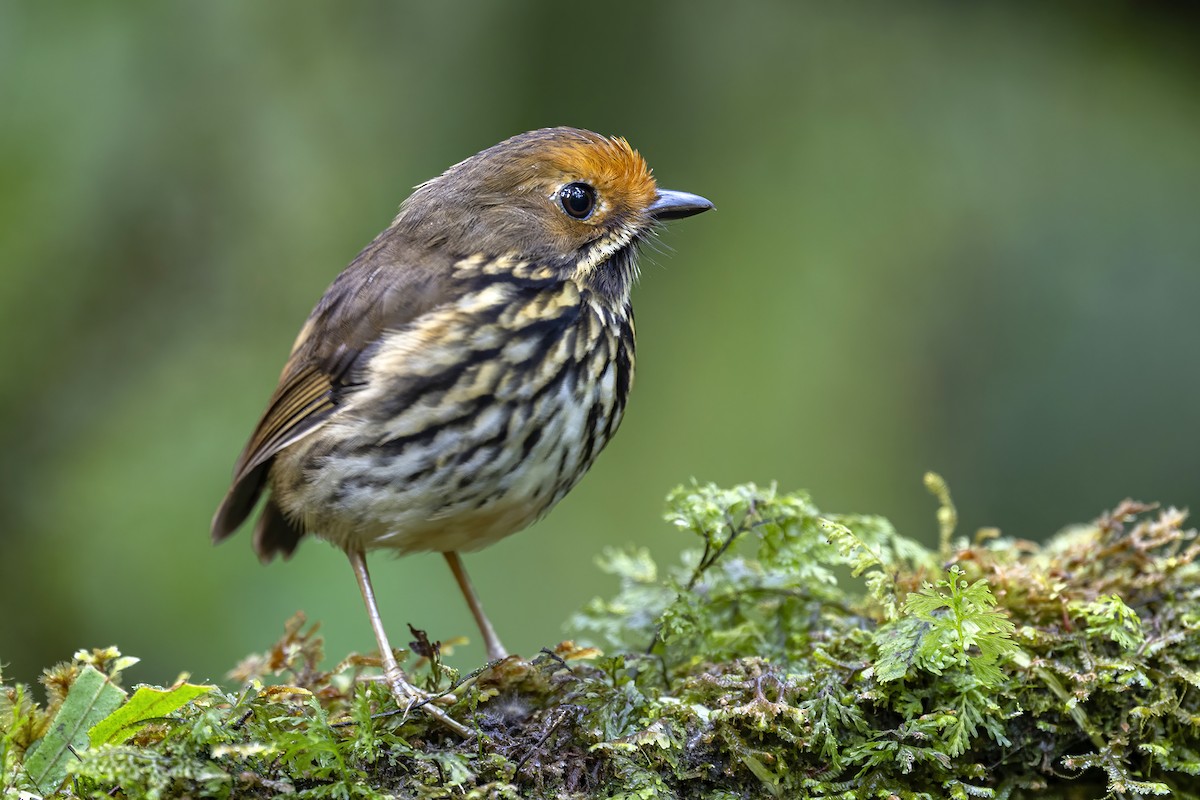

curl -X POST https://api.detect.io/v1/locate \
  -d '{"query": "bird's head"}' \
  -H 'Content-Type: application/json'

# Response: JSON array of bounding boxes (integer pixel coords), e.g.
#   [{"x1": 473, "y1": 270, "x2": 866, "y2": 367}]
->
[{"x1": 393, "y1": 127, "x2": 711, "y2": 304}]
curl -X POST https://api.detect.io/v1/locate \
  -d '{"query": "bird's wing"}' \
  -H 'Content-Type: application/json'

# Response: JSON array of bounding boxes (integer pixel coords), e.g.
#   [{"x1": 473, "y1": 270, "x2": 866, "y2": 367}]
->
[{"x1": 211, "y1": 236, "x2": 458, "y2": 543}]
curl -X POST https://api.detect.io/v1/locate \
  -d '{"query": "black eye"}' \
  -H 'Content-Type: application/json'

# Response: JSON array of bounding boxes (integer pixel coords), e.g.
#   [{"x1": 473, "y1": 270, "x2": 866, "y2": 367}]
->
[{"x1": 558, "y1": 182, "x2": 597, "y2": 220}]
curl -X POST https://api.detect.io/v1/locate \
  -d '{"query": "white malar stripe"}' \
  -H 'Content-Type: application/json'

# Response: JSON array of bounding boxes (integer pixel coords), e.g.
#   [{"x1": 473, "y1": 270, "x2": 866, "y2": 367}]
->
[{"x1": 572, "y1": 227, "x2": 636, "y2": 281}]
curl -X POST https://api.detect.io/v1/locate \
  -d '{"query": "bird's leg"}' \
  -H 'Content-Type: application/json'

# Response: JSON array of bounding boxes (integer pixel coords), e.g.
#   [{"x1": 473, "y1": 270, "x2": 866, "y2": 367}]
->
[
  {"x1": 347, "y1": 548, "x2": 410, "y2": 691},
  {"x1": 443, "y1": 551, "x2": 509, "y2": 661},
  {"x1": 346, "y1": 548, "x2": 470, "y2": 737}
]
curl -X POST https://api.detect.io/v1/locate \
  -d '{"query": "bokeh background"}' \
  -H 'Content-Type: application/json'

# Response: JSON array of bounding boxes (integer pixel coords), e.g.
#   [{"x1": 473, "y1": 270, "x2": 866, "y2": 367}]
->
[{"x1": 4, "y1": 3, "x2": 1199, "y2": 688}]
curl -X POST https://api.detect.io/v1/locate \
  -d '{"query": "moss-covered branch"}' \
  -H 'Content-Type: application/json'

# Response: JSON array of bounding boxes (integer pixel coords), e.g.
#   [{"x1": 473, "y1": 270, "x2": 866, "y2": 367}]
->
[{"x1": 5, "y1": 480, "x2": 1200, "y2": 798}]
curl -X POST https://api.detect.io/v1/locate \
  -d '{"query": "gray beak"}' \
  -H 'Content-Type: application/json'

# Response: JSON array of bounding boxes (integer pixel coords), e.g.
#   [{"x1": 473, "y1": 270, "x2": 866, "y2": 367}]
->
[{"x1": 649, "y1": 189, "x2": 714, "y2": 220}]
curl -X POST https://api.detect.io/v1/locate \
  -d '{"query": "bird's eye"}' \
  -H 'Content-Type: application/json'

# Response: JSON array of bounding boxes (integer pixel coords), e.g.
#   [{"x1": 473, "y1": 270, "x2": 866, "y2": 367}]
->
[{"x1": 558, "y1": 182, "x2": 597, "y2": 220}]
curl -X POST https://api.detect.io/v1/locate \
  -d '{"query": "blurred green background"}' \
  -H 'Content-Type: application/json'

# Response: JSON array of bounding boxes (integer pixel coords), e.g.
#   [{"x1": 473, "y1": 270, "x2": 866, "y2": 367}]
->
[{"x1": 3, "y1": 2, "x2": 1199, "y2": 688}]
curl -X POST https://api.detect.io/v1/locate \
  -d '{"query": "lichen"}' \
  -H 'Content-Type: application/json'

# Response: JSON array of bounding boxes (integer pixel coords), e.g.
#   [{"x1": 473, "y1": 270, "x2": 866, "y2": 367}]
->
[{"x1": 5, "y1": 480, "x2": 1200, "y2": 798}]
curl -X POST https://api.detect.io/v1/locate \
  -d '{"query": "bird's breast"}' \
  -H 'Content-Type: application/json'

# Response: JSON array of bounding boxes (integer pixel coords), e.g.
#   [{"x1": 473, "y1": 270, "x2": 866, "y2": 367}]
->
[{"x1": 271, "y1": 275, "x2": 635, "y2": 555}]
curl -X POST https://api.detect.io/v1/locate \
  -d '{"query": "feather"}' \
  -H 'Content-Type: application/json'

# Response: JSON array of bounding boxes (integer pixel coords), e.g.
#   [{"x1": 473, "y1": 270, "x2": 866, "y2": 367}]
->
[{"x1": 210, "y1": 234, "x2": 459, "y2": 546}]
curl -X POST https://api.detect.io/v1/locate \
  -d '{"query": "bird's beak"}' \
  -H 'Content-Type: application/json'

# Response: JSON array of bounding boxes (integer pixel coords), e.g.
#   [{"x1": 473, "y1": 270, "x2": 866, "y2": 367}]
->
[{"x1": 649, "y1": 189, "x2": 714, "y2": 220}]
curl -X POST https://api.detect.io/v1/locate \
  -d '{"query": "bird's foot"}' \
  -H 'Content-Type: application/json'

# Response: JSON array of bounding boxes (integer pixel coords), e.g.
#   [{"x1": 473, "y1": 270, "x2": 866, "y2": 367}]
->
[{"x1": 369, "y1": 666, "x2": 471, "y2": 737}]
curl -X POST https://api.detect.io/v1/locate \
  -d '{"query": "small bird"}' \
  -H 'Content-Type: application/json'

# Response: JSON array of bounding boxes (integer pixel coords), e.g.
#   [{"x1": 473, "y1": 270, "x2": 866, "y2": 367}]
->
[{"x1": 211, "y1": 127, "x2": 710, "y2": 731}]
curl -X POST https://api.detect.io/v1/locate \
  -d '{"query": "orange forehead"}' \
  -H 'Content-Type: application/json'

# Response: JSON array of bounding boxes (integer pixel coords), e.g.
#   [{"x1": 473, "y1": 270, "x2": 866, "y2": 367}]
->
[{"x1": 538, "y1": 132, "x2": 658, "y2": 209}]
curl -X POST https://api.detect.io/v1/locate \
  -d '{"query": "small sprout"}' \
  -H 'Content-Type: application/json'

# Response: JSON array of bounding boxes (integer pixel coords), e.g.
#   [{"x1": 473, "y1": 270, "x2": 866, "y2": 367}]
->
[{"x1": 924, "y1": 470, "x2": 958, "y2": 560}]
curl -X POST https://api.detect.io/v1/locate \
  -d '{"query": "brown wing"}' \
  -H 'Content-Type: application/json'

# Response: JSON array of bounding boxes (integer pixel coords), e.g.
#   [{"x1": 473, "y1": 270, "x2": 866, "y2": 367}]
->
[{"x1": 210, "y1": 231, "x2": 458, "y2": 552}]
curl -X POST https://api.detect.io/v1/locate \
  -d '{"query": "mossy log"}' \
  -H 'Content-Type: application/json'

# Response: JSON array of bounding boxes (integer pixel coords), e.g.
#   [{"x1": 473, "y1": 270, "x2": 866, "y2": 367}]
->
[{"x1": 5, "y1": 481, "x2": 1200, "y2": 799}]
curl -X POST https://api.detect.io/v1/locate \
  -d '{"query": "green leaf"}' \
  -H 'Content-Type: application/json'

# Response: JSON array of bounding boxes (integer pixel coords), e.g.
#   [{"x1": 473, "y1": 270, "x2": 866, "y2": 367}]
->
[
  {"x1": 1072, "y1": 594, "x2": 1146, "y2": 652},
  {"x1": 899, "y1": 566, "x2": 1018, "y2": 687},
  {"x1": 23, "y1": 665, "x2": 126, "y2": 792},
  {"x1": 89, "y1": 682, "x2": 214, "y2": 746},
  {"x1": 874, "y1": 615, "x2": 932, "y2": 683},
  {"x1": 739, "y1": 751, "x2": 783, "y2": 797}
]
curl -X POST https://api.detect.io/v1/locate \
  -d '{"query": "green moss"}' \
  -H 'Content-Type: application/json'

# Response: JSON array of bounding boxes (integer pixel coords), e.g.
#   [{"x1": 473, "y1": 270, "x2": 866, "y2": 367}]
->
[{"x1": 5, "y1": 481, "x2": 1200, "y2": 798}]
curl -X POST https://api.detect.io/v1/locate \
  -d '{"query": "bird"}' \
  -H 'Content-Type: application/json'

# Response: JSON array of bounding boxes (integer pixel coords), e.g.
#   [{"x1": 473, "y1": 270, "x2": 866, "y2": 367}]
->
[{"x1": 211, "y1": 127, "x2": 711, "y2": 732}]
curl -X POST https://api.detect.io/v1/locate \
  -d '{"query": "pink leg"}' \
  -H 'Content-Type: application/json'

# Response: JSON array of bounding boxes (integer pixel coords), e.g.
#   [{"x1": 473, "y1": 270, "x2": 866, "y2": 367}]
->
[
  {"x1": 347, "y1": 548, "x2": 469, "y2": 736},
  {"x1": 443, "y1": 551, "x2": 509, "y2": 661}
]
